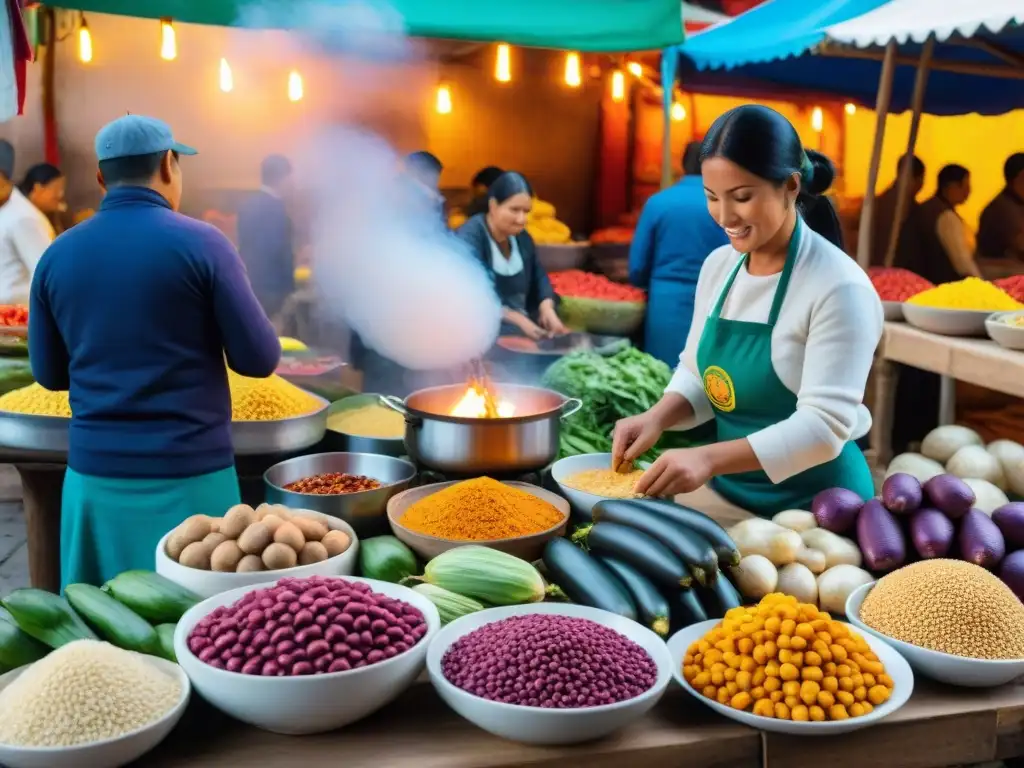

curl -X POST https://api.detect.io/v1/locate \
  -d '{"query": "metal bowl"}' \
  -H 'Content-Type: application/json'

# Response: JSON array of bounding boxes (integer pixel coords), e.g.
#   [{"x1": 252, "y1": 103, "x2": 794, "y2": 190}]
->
[
  {"x1": 882, "y1": 301, "x2": 904, "y2": 321},
  {"x1": 264, "y1": 452, "x2": 417, "y2": 537},
  {"x1": 323, "y1": 393, "x2": 404, "y2": 458},
  {"x1": 232, "y1": 394, "x2": 330, "y2": 456},
  {"x1": 902, "y1": 304, "x2": 991, "y2": 337},
  {"x1": 0, "y1": 412, "x2": 69, "y2": 458},
  {"x1": 985, "y1": 312, "x2": 1024, "y2": 351}
]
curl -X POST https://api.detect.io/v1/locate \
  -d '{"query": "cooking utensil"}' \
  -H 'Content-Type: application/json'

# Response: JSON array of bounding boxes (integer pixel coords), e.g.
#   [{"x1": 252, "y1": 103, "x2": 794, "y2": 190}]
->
[
  {"x1": 380, "y1": 383, "x2": 582, "y2": 475},
  {"x1": 322, "y1": 393, "x2": 405, "y2": 457}
]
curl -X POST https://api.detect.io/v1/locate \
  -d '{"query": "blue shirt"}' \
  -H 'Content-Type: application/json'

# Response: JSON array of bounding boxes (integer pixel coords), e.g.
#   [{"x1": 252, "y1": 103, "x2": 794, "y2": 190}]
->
[
  {"x1": 29, "y1": 187, "x2": 281, "y2": 479},
  {"x1": 237, "y1": 190, "x2": 294, "y2": 317}
]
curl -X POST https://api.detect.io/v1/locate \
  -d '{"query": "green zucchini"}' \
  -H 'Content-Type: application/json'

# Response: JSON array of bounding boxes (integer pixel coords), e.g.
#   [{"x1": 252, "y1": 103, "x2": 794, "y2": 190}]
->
[
  {"x1": 359, "y1": 536, "x2": 418, "y2": 583},
  {"x1": 580, "y1": 521, "x2": 692, "y2": 589},
  {"x1": 631, "y1": 498, "x2": 741, "y2": 566},
  {"x1": 673, "y1": 587, "x2": 709, "y2": 630},
  {"x1": 421, "y1": 546, "x2": 545, "y2": 605},
  {"x1": 700, "y1": 573, "x2": 743, "y2": 619},
  {"x1": 2, "y1": 588, "x2": 98, "y2": 649},
  {"x1": 155, "y1": 624, "x2": 177, "y2": 663},
  {"x1": 590, "y1": 500, "x2": 718, "y2": 584},
  {"x1": 0, "y1": 608, "x2": 49, "y2": 669},
  {"x1": 65, "y1": 583, "x2": 159, "y2": 655},
  {"x1": 596, "y1": 555, "x2": 669, "y2": 636},
  {"x1": 543, "y1": 538, "x2": 637, "y2": 620},
  {"x1": 102, "y1": 571, "x2": 199, "y2": 624}
]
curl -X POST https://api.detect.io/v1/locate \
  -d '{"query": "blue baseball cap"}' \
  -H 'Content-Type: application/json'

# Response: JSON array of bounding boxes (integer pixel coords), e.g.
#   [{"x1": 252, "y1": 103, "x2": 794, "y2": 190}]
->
[{"x1": 95, "y1": 114, "x2": 197, "y2": 162}]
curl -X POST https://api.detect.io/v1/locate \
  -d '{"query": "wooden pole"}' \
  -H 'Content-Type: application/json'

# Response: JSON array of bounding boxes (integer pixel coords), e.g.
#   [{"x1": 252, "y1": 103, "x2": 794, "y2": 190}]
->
[
  {"x1": 855, "y1": 40, "x2": 897, "y2": 270},
  {"x1": 883, "y1": 37, "x2": 935, "y2": 268},
  {"x1": 818, "y1": 44, "x2": 1024, "y2": 80}
]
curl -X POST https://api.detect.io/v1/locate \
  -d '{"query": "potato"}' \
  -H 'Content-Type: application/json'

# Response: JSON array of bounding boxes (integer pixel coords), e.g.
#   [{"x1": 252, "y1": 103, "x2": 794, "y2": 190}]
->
[
  {"x1": 254, "y1": 503, "x2": 274, "y2": 520},
  {"x1": 173, "y1": 516, "x2": 213, "y2": 549},
  {"x1": 211, "y1": 540, "x2": 245, "y2": 572},
  {"x1": 236, "y1": 554, "x2": 265, "y2": 573},
  {"x1": 237, "y1": 522, "x2": 273, "y2": 555},
  {"x1": 203, "y1": 531, "x2": 227, "y2": 549},
  {"x1": 260, "y1": 514, "x2": 286, "y2": 534},
  {"x1": 291, "y1": 515, "x2": 328, "y2": 542},
  {"x1": 273, "y1": 521, "x2": 305, "y2": 552},
  {"x1": 262, "y1": 542, "x2": 298, "y2": 570},
  {"x1": 298, "y1": 541, "x2": 329, "y2": 565},
  {"x1": 220, "y1": 504, "x2": 256, "y2": 539},
  {"x1": 179, "y1": 541, "x2": 212, "y2": 570},
  {"x1": 321, "y1": 529, "x2": 351, "y2": 557},
  {"x1": 165, "y1": 531, "x2": 192, "y2": 561},
  {"x1": 271, "y1": 505, "x2": 292, "y2": 521}
]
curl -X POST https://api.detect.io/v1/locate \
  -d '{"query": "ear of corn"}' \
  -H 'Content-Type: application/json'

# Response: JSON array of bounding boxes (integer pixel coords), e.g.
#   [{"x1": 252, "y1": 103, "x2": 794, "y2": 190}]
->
[
  {"x1": 422, "y1": 546, "x2": 545, "y2": 605},
  {"x1": 411, "y1": 583, "x2": 485, "y2": 624}
]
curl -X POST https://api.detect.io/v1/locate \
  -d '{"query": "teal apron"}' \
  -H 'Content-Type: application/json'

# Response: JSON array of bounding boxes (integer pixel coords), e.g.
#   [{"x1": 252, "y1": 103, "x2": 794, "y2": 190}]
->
[
  {"x1": 60, "y1": 466, "x2": 241, "y2": 590},
  {"x1": 695, "y1": 219, "x2": 874, "y2": 518}
]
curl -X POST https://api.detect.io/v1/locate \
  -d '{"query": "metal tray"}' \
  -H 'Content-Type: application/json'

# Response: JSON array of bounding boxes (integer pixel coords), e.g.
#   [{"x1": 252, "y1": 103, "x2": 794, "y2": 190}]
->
[{"x1": 0, "y1": 411, "x2": 69, "y2": 459}]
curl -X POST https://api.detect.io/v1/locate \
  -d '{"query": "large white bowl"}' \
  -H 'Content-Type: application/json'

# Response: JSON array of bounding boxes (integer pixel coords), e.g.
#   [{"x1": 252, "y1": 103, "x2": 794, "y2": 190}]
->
[
  {"x1": 156, "y1": 510, "x2": 359, "y2": 599},
  {"x1": 174, "y1": 576, "x2": 440, "y2": 734},
  {"x1": 426, "y1": 602, "x2": 673, "y2": 745},
  {"x1": 882, "y1": 301, "x2": 904, "y2": 321},
  {"x1": 550, "y1": 453, "x2": 650, "y2": 518},
  {"x1": 0, "y1": 654, "x2": 190, "y2": 768},
  {"x1": 846, "y1": 582, "x2": 1024, "y2": 687},
  {"x1": 985, "y1": 311, "x2": 1024, "y2": 351},
  {"x1": 668, "y1": 619, "x2": 913, "y2": 735},
  {"x1": 903, "y1": 303, "x2": 991, "y2": 337}
]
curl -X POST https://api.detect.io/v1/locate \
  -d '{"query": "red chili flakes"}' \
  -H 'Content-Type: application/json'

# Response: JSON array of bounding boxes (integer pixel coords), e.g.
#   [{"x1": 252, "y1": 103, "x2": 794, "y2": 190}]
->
[
  {"x1": 868, "y1": 267, "x2": 934, "y2": 302},
  {"x1": 283, "y1": 472, "x2": 382, "y2": 495}
]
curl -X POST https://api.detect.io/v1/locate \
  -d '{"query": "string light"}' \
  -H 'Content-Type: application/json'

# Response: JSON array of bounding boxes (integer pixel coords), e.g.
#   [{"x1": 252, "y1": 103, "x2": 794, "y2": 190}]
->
[
  {"x1": 78, "y1": 17, "x2": 92, "y2": 63},
  {"x1": 564, "y1": 52, "x2": 581, "y2": 88},
  {"x1": 845, "y1": 103, "x2": 857, "y2": 115},
  {"x1": 811, "y1": 106, "x2": 823, "y2": 132},
  {"x1": 160, "y1": 18, "x2": 176, "y2": 61},
  {"x1": 611, "y1": 70, "x2": 625, "y2": 102},
  {"x1": 495, "y1": 44, "x2": 511, "y2": 83},
  {"x1": 435, "y1": 83, "x2": 452, "y2": 114},
  {"x1": 219, "y1": 58, "x2": 233, "y2": 93},
  {"x1": 671, "y1": 102, "x2": 686, "y2": 121},
  {"x1": 288, "y1": 70, "x2": 303, "y2": 102},
  {"x1": 627, "y1": 62, "x2": 643, "y2": 77}
]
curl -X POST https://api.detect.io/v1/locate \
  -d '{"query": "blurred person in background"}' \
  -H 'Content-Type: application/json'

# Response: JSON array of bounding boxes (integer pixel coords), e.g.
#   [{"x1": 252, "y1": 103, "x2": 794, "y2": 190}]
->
[
  {"x1": 237, "y1": 154, "x2": 296, "y2": 324},
  {"x1": 464, "y1": 165, "x2": 505, "y2": 219},
  {"x1": 869, "y1": 154, "x2": 925, "y2": 267},
  {"x1": 977, "y1": 153, "x2": 1024, "y2": 262},
  {"x1": 0, "y1": 141, "x2": 55, "y2": 304},
  {"x1": 629, "y1": 141, "x2": 728, "y2": 365},
  {"x1": 404, "y1": 150, "x2": 445, "y2": 226},
  {"x1": 905, "y1": 164, "x2": 979, "y2": 282},
  {"x1": 19, "y1": 163, "x2": 66, "y2": 234}
]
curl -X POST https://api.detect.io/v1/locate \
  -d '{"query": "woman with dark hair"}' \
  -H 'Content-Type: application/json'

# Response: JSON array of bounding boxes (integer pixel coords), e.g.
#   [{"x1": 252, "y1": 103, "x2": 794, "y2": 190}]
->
[
  {"x1": 19, "y1": 163, "x2": 66, "y2": 221},
  {"x1": 613, "y1": 105, "x2": 882, "y2": 517},
  {"x1": 456, "y1": 171, "x2": 567, "y2": 339}
]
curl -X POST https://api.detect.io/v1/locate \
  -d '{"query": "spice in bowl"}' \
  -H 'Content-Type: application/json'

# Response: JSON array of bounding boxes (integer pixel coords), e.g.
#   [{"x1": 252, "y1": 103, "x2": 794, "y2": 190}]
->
[
  {"x1": 442, "y1": 614, "x2": 657, "y2": 707},
  {"x1": 683, "y1": 593, "x2": 894, "y2": 721},
  {"x1": 284, "y1": 472, "x2": 382, "y2": 495},
  {"x1": 859, "y1": 559, "x2": 1024, "y2": 660},
  {"x1": 400, "y1": 477, "x2": 564, "y2": 541},
  {"x1": 906, "y1": 277, "x2": 1022, "y2": 311},
  {"x1": 327, "y1": 404, "x2": 405, "y2": 439},
  {"x1": 562, "y1": 467, "x2": 645, "y2": 498}
]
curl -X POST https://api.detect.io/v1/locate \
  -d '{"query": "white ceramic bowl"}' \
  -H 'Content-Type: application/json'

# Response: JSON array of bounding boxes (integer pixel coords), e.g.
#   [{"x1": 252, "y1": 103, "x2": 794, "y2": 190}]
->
[
  {"x1": 903, "y1": 303, "x2": 991, "y2": 337},
  {"x1": 846, "y1": 581, "x2": 1024, "y2": 687},
  {"x1": 668, "y1": 619, "x2": 913, "y2": 735},
  {"x1": 550, "y1": 453, "x2": 650, "y2": 518},
  {"x1": 985, "y1": 311, "x2": 1024, "y2": 351},
  {"x1": 156, "y1": 510, "x2": 359, "y2": 599},
  {"x1": 882, "y1": 301, "x2": 904, "y2": 321},
  {"x1": 426, "y1": 603, "x2": 673, "y2": 745},
  {"x1": 0, "y1": 654, "x2": 190, "y2": 768},
  {"x1": 174, "y1": 576, "x2": 440, "y2": 734}
]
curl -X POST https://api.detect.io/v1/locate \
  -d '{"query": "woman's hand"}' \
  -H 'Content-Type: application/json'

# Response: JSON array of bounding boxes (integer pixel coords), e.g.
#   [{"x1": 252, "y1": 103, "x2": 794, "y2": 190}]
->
[
  {"x1": 516, "y1": 314, "x2": 549, "y2": 340},
  {"x1": 612, "y1": 412, "x2": 664, "y2": 467},
  {"x1": 538, "y1": 300, "x2": 569, "y2": 336},
  {"x1": 635, "y1": 447, "x2": 715, "y2": 498}
]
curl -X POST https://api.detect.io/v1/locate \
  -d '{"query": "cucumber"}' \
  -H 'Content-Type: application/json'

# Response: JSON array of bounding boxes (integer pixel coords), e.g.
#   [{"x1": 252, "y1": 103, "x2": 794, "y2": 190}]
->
[
  {"x1": 596, "y1": 555, "x2": 669, "y2": 636},
  {"x1": 700, "y1": 573, "x2": 743, "y2": 619},
  {"x1": 673, "y1": 587, "x2": 709, "y2": 630},
  {"x1": 590, "y1": 500, "x2": 719, "y2": 584},
  {"x1": 359, "y1": 536, "x2": 418, "y2": 583},
  {"x1": 581, "y1": 521, "x2": 692, "y2": 589},
  {"x1": 2, "y1": 589, "x2": 98, "y2": 649},
  {"x1": 102, "y1": 571, "x2": 199, "y2": 624},
  {"x1": 543, "y1": 538, "x2": 636, "y2": 620},
  {"x1": 411, "y1": 584, "x2": 485, "y2": 625},
  {"x1": 0, "y1": 608, "x2": 49, "y2": 669},
  {"x1": 630, "y1": 498, "x2": 741, "y2": 566},
  {"x1": 155, "y1": 624, "x2": 177, "y2": 663},
  {"x1": 65, "y1": 583, "x2": 159, "y2": 655}
]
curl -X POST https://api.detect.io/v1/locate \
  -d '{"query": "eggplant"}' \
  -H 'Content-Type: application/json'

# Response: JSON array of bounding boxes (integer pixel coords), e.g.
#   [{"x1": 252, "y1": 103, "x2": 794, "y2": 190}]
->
[
  {"x1": 542, "y1": 538, "x2": 637, "y2": 619},
  {"x1": 590, "y1": 500, "x2": 718, "y2": 584},
  {"x1": 959, "y1": 508, "x2": 1006, "y2": 570},
  {"x1": 882, "y1": 473, "x2": 923, "y2": 515},
  {"x1": 582, "y1": 521, "x2": 693, "y2": 589},
  {"x1": 672, "y1": 587, "x2": 709, "y2": 630},
  {"x1": 856, "y1": 498, "x2": 906, "y2": 573},
  {"x1": 999, "y1": 550, "x2": 1024, "y2": 601},
  {"x1": 597, "y1": 556, "x2": 671, "y2": 637},
  {"x1": 624, "y1": 498, "x2": 741, "y2": 566},
  {"x1": 700, "y1": 573, "x2": 743, "y2": 618},
  {"x1": 909, "y1": 507, "x2": 955, "y2": 559},
  {"x1": 923, "y1": 474, "x2": 975, "y2": 520},
  {"x1": 811, "y1": 488, "x2": 863, "y2": 533},
  {"x1": 992, "y1": 503, "x2": 1024, "y2": 550}
]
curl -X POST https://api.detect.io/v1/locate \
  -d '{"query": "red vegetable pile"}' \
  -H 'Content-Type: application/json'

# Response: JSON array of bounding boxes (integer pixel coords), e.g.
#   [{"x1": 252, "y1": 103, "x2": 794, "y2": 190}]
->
[
  {"x1": 995, "y1": 276, "x2": 1024, "y2": 304},
  {"x1": 549, "y1": 270, "x2": 645, "y2": 302},
  {"x1": 0, "y1": 305, "x2": 27, "y2": 327},
  {"x1": 867, "y1": 267, "x2": 933, "y2": 302},
  {"x1": 187, "y1": 576, "x2": 427, "y2": 676}
]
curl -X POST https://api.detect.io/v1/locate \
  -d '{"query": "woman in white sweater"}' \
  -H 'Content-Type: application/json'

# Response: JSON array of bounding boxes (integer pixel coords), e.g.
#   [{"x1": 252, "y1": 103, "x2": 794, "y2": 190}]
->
[{"x1": 613, "y1": 105, "x2": 882, "y2": 517}]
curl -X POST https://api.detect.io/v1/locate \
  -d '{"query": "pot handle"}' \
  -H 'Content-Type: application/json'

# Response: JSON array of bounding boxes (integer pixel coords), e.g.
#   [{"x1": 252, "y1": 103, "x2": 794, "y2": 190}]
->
[
  {"x1": 379, "y1": 395, "x2": 422, "y2": 428},
  {"x1": 559, "y1": 398, "x2": 583, "y2": 419}
]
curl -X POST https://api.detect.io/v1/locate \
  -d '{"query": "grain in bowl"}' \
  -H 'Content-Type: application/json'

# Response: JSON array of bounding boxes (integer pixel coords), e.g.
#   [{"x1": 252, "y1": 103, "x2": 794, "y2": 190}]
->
[{"x1": 562, "y1": 467, "x2": 644, "y2": 498}]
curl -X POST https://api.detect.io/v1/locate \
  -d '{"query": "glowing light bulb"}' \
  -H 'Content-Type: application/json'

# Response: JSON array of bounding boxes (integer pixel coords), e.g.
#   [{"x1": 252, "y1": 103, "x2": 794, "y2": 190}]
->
[
  {"x1": 219, "y1": 58, "x2": 233, "y2": 93},
  {"x1": 78, "y1": 21, "x2": 92, "y2": 63},
  {"x1": 564, "y1": 52, "x2": 581, "y2": 87},
  {"x1": 160, "y1": 18, "x2": 176, "y2": 61},
  {"x1": 288, "y1": 70, "x2": 303, "y2": 102},
  {"x1": 495, "y1": 44, "x2": 511, "y2": 83},
  {"x1": 435, "y1": 84, "x2": 452, "y2": 115},
  {"x1": 671, "y1": 102, "x2": 686, "y2": 121},
  {"x1": 811, "y1": 106, "x2": 823, "y2": 132},
  {"x1": 627, "y1": 62, "x2": 643, "y2": 77},
  {"x1": 611, "y1": 70, "x2": 625, "y2": 102},
  {"x1": 845, "y1": 103, "x2": 856, "y2": 115}
]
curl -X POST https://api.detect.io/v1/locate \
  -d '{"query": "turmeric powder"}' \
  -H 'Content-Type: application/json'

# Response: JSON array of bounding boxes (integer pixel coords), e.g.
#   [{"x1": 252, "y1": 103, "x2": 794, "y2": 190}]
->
[{"x1": 400, "y1": 477, "x2": 564, "y2": 541}]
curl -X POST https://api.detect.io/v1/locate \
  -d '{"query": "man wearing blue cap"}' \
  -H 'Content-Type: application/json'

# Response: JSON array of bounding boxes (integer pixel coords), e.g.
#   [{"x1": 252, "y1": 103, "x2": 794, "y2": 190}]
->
[{"x1": 29, "y1": 115, "x2": 281, "y2": 588}]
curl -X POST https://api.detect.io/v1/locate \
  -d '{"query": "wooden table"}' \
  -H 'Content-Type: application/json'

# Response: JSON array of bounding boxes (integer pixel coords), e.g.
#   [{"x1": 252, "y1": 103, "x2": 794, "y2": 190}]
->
[{"x1": 870, "y1": 322, "x2": 1024, "y2": 466}]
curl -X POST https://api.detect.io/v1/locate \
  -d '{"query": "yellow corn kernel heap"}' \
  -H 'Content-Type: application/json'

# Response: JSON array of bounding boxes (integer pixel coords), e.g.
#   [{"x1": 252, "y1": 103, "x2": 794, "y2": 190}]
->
[{"x1": 0, "y1": 384, "x2": 71, "y2": 417}]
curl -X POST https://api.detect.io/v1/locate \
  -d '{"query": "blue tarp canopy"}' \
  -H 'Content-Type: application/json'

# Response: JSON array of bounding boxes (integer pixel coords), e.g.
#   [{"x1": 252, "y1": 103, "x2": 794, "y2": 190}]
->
[{"x1": 663, "y1": 0, "x2": 1024, "y2": 116}]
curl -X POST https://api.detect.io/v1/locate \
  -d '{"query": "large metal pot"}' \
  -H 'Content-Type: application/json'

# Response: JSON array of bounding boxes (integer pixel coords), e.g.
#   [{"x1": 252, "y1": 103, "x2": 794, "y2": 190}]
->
[{"x1": 380, "y1": 383, "x2": 582, "y2": 475}]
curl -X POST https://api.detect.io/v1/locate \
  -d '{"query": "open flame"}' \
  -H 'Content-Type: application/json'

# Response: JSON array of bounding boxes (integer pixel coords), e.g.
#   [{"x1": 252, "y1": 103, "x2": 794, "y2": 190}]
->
[{"x1": 450, "y1": 377, "x2": 515, "y2": 419}]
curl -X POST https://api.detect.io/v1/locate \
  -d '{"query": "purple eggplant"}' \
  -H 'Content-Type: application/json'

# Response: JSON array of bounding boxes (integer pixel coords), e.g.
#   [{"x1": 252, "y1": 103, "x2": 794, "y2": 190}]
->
[
  {"x1": 992, "y1": 503, "x2": 1024, "y2": 550},
  {"x1": 909, "y1": 508, "x2": 955, "y2": 559},
  {"x1": 959, "y1": 508, "x2": 1006, "y2": 570},
  {"x1": 812, "y1": 488, "x2": 863, "y2": 533},
  {"x1": 999, "y1": 550, "x2": 1024, "y2": 602},
  {"x1": 882, "y1": 473, "x2": 923, "y2": 515},
  {"x1": 923, "y1": 474, "x2": 975, "y2": 520},
  {"x1": 857, "y1": 498, "x2": 907, "y2": 573}
]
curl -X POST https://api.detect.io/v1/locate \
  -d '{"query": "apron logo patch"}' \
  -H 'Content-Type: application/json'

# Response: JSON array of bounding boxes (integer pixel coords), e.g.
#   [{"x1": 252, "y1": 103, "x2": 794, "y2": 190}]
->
[{"x1": 703, "y1": 366, "x2": 736, "y2": 412}]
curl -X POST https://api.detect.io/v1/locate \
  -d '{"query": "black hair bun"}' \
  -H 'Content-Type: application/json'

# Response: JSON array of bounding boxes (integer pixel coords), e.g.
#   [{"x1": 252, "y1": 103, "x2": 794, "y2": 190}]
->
[{"x1": 803, "y1": 150, "x2": 835, "y2": 197}]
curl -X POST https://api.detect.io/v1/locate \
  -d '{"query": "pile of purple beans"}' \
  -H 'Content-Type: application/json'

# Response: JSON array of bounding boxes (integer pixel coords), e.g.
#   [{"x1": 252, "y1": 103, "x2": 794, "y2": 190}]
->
[
  {"x1": 441, "y1": 614, "x2": 657, "y2": 708},
  {"x1": 187, "y1": 576, "x2": 428, "y2": 676}
]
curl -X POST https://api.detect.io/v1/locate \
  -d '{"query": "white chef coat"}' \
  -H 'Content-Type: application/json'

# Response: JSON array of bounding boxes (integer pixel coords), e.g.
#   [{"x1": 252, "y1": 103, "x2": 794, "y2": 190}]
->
[{"x1": 0, "y1": 188, "x2": 55, "y2": 305}]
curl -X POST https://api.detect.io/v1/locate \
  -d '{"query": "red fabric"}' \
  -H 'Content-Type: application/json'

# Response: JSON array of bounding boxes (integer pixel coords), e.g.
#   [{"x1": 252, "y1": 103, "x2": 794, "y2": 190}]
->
[{"x1": 8, "y1": 0, "x2": 31, "y2": 115}]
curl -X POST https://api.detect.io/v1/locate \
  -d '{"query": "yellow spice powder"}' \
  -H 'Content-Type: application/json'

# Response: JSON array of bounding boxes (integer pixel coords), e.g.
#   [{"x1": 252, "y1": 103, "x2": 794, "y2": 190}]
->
[
  {"x1": 906, "y1": 277, "x2": 1022, "y2": 312},
  {"x1": 327, "y1": 404, "x2": 404, "y2": 438},
  {"x1": 0, "y1": 384, "x2": 71, "y2": 417},
  {"x1": 562, "y1": 468, "x2": 645, "y2": 498}
]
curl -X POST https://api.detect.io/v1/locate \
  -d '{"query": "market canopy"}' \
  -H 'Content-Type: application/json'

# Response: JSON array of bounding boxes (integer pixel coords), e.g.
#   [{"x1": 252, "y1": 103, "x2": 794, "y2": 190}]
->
[{"x1": 50, "y1": 0, "x2": 685, "y2": 52}]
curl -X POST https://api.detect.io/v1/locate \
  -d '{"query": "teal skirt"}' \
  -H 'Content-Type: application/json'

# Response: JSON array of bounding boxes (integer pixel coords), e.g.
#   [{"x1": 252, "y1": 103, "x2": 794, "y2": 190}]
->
[{"x1": 60, "y1": 466, "x2": 242, "y2": 590}]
